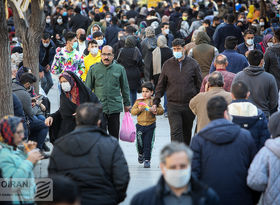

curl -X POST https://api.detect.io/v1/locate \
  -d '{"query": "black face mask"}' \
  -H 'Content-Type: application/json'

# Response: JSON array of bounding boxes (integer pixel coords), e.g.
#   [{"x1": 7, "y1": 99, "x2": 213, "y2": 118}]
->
[{"x1": 79, "y1": 34, "x2": 86, "y2": 42}]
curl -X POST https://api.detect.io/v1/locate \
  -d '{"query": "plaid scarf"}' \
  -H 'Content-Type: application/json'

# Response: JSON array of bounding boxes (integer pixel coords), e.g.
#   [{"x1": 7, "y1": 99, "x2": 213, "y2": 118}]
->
[{"x1": 59, "y1": 72, "x2": 80, "y2": 105}]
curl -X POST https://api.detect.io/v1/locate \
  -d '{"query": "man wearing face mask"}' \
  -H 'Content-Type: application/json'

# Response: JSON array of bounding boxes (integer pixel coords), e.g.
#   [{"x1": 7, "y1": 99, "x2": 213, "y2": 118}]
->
[
  {"x1": 237, "y1": 29, "x2": 263, "y2": 57},
  {"x1": 76, "y1": 28, "x2": 88, "y2": 57},
  {"x1": 158, "y1": 22, "x2": 174, "y2": 48},
  {"x1": 81, "y1": 40, "x2": 101, "y2": 82},
  {"x1": 39, "y1": 32, "x2": 56, "y2": 94},
  {"x1": 191, "y1": 96, "x2": 257, "y2": 205},
  {"x1": 91, "y1": 31, "x2": 105, "y2": 50},
  {"x1": 153, "y1": 39, "x2": 202, "y2": 145},
  {"x1": 85, "y1": 46, "x2": 131, "y2": 139},
  {"x1": 131, "y1": 142, "x2": 219, "y2": 205}
]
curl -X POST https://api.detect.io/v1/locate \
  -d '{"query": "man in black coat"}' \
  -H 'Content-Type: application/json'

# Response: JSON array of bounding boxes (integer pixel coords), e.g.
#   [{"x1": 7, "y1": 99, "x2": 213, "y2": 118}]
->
[
  {"x1": 69, "y1": 7, "x2": 89, "y2": 33},
  {"x1": 131, "y1": 142, "x2": 219, "y2": 205},
  {"x1": 105, "y1": 16, "x2": 122, "y2": 47},
  {"x1": 48, "y1": 103, "x2": 130, "y2": 205}
]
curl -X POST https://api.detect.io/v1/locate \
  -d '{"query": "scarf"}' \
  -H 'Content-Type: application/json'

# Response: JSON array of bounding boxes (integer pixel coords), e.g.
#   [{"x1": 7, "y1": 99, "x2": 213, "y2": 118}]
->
[
  {"x1": 262, "y1": 34, "x2": 273, "y2": 50},
  {"x1": 59, "y1": 72, "x2": 80, "y2": 105},
  {"x1": 0, "y1": 116, "x2": 22, "y2": 150},
  {"x1": 153, "y1": 35, "x2": 168, "y2": 76},
  {"x1": 180, "y1": 21, "x2": 190, "y2": 38}
]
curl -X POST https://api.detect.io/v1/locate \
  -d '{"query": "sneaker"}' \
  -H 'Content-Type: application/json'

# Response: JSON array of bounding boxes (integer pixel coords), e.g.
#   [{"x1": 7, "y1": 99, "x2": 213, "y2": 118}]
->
[
  {"x1": 138, "y1": 154, "x2": 144, "y2": 164},
  {"x1": 42, "y1": 143, "x2": 50, "y2": 152},
  {"x1": 144, "y1": 160, "x2": 150, "y2": 168},
  {"x1": 164, "y1": 112, "x2": 168, "y2": 118}
]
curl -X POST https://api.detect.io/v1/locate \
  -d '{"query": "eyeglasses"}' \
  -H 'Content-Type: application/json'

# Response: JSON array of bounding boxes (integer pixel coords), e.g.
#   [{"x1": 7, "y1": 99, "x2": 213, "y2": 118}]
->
[
  {"x1": 101, "y1": 53, "x2": 113, "y2": 57},
  {"x1": 15, "y1": 130, "x2": 24, "y2": 135}
]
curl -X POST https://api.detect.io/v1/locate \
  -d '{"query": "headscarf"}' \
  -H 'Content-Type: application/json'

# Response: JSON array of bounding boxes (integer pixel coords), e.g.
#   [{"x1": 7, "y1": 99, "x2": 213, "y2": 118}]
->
[
  {"x1": 180, "y1": 21, "x2": 190, "y2": 38},
  {"x1": 145, "y1": 26, "x2": 155, "y2": 38},
  {"x1": 59, "y1": 72, "x2": 80, "y2": 105},
  {"x1": 153, "y1": 35, "x2": 168, "y2": 76},
  {"x1": 140, "y1": 7, "x2": 148, "y2": 16},
  {"x1": 125, "y1": 36, "x2": 137, "y2": 48},
  {"x1": 0, "y1": 116, "x2": 22, "y2": 150},
  {"x1": 262, "y1": 34, "x2": 273, "y2": 50}
]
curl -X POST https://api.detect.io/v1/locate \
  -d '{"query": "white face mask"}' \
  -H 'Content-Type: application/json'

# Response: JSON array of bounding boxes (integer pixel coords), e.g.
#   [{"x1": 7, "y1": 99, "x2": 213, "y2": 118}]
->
[
  {"x1": 164, "y1": 29, "x2": 169, "y2": 35},
  {"x1": 246, "y1": 39, "x2": 254, "y2": 46},
  {"x1": 106, "y1": 18, "x2": 111, "y2": 22},
  {"x1": 252, "y1": 24, "x2": 258, "y2": 27},
  {"x1": 267, "y1": 42, "x2": 274, "y2": 47},
  {"x1": 260, "y1": 22, "x2": 265, "y2": 26},
  {"x1": 164, "y1": 166, "x2": 191, "y2": 188},
  {"x1": 61, "y1": 82, "x2": 71, "y2": 92},
  {"x1": 90, "y1": 47, "x2": 99, "y2": 55},
  {"x1": 57, "y1": 19, "x2": 63, "y2": 24},
  {"x1": 46, "y1": 19, "x2": 51, "y2": 24},
  {"x1": 43, "y1": 42, "x2": 50, "y2": 48},
  {"x1": 97, "y1": 39, "x2": 104, "y2": 47}
]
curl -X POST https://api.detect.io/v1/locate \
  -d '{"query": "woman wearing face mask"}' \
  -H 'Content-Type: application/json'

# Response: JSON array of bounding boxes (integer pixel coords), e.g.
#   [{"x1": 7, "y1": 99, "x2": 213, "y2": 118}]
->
[
  {"x1": 53, "y1": 15, "x2": 67, "y2": 43},
  {"x1": 45, "y1": 71, "x2": 99, "y2": 142},
  {"x1": 0, "y1": 116, "x2": 43, "y2": 204},
  {"x1": 259, "y1": 34, "x2": 274, "y2": 53},
  {"x1": 44, "y1": 15, "x2": 54, "y2": 36}
]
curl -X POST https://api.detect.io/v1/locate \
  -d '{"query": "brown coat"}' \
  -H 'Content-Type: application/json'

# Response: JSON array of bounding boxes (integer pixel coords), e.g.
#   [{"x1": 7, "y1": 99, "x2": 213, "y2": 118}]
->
[
  {"x1": 131, "y1": 98, "x2": 164, "y2": 126},
  {"x1": 189, "y1": 87, "x2": 232, "y2": 132}
]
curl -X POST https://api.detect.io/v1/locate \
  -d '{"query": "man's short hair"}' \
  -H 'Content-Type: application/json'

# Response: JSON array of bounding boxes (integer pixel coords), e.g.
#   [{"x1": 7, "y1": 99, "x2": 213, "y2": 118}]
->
[
  {"x1": 274, "y1": 28, "x2": 280, "y2": 41},
  {"x1": 161, "y1": 22, "x2": 169, "y2": 28},
  {"x1": 244, "y1": 29, "x2": 255, "y2": 37},
  {"x1": 141, "y1": 81, "x2": 154, "y2": 92},
  {"x1": 19, "y1": 73, "x2": 37, "y2": 84},
  {"x1": 231, "y1": 81, "x2": 249, "y2": 99},
  {"x1": 225, "y1": 36, "x2": 238, "y2": 50},
  {"x1": 203, "y1": 19, "x2": 211, "y2": 26},
  {"x1": 42, "y1": 32, "x2": 51, "y2": 40},
  {"x1": 247, "y1": 50, "x2": 263, "y2": 66},
  {"x1": 75, "y1": 103, "x2": 103, "y2": 126},
  {"x1": 227, "y1": 14, "x2": 235, "y2": 24},
  {"x1": 111, "y1": 16, "x2": 118, "y2": 25},
  {"x1": 92, "y1": 31, "x2": 104, "y2": 39},
  {"x1": 88, "y1": 39, "x2": 98, "y2": 45},
  {"x1": 65, "y1": 32, "x2": 76, "y2": 42},
  {"x1": 172, "y1": 38, "x2": 185, "y2": 47},
  {"x1": 213, "y1": 16, "x2": 220, "y2": 21},
  {"x1": 214, "y1": 54, "x2": 228, "y2": 65},
  {"x1": 74, "y1": 6, "x2": 81, "y2": 13},
  {"x1": 160, "y1": 142, "x2": 193, "y2": 164},
  {"x1": 207, "y1": 96, "x2": 228, "y2": 121},
  {"x1": 125, "y1": 25, "x2": 137, "y2": 34},
  {"x1": 208, "y1": 71, "x2": 224, "y2": 87}
]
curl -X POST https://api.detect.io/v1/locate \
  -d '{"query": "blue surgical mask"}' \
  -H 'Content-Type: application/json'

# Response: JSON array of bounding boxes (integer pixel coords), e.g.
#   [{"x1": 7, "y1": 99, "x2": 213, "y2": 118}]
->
[
  {"x1": 173, "y1": 51, "x2": 183, "y2": 59},
  {"x1": 72, "y1": 42, "x2": 78, "y2": 49},
  {"x1": 63, "y1": 12, "x2": 68, "y2": 16}
]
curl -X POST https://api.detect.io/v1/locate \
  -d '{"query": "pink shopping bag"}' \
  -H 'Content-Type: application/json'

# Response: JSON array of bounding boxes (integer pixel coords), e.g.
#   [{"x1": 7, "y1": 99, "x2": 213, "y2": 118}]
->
[{"x1": 119, "y1": 112, "x2": 136, "y2": 142}]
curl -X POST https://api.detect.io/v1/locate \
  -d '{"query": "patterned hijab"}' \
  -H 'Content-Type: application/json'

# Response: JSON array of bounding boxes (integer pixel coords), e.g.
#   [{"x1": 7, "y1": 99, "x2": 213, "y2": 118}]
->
[
  {"x1": 0, "y1": 116, "x2": 22, "y2": 150},
  {"x1": 59, "y1": 72, "x2": 80, "y2": 105}
]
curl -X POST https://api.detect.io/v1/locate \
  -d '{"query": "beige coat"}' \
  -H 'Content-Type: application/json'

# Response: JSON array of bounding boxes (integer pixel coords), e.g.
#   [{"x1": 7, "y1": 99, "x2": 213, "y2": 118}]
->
[{"x1": 190, "y1": 87, "x2": 232, "y2": 132}]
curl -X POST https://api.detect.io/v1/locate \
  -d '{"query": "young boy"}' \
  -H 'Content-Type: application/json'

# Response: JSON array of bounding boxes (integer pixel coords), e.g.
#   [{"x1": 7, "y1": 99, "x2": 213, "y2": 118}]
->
[{"x1": 131, "y1": 82, "x2": 164, "y2": 168}]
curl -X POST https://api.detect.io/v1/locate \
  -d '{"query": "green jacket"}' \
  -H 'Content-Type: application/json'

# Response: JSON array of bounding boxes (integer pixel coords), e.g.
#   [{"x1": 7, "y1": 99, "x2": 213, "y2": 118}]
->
[{"x1": 85, "y1": 61, "x2": 131, "y2": 114}]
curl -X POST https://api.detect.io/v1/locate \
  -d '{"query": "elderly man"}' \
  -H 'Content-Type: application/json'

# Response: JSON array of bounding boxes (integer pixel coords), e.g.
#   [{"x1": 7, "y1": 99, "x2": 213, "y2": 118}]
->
[
  {"x1": 85, "y1": 45, "x2": 131, "y2": 139},
  {"x1": 76, "y1": 28, "x2": 88, "y2": 56},
  {"x1": 200, "y1": 54, "x2": 236, "y2": 92},
  {"x1": 191, "y1": 96, "x2": 257, "y2": 205},
  {"x1": 190, "y1": 71, "x2": 232, "y2": 132},
  {"x1": 131, "y1": 142, "x2": 219, "y2": 205}
]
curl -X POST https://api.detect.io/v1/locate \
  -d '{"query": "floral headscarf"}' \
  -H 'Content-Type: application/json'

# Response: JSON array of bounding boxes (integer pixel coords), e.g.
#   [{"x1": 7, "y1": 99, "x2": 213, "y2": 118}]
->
[
  {"x1": 59, "y1": 72, "x2": 80, "y2": 105},
  {"x1": 0, "y1": 116, "x2": 22, "y2": 150}
]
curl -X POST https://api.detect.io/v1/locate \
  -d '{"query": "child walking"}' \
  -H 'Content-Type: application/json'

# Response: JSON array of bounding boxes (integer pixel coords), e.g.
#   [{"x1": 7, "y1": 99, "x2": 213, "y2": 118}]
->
[{"x1": 131, "y1": 82, "x2": 164, "y2": 168}]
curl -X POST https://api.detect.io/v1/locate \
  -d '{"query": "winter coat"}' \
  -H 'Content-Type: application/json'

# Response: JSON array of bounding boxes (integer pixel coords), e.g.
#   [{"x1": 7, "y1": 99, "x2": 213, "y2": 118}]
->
[
  {"x1": 0, "y1": 142, "x2": 35, "y2": 204},
  {"x1": 213, "y1": 23, "x2": 243, "y2": 52},
  {"x1": 13, "y1": 94, "x2": 28, "y2": 139},
  {"x1": 210, "y1": 49, "x2": 249, "y2": 74},
  {"x1": 247, "y1": 137, "x2": 280, "y2": 205},
  {"x1": 85, "y1": 61, "x2": 130, "y2": 114},
  {"x1": 264, "y1": 44, "x2": 280, "y2": 90},
  {"x1": 48, "y1": 126, "x2": 129, "y2": 205},
  {"x1": 44, "y1": 23, "x2": 54, "y2": 36},
  {"x1": 49, "y1": 71, "x2": 99, "y2": 142},
  {"x1": 153, "y1": 56, "x2": 202, "y2": 106},
  {"x1": 237, "y1": 42, "x2": 263, "y2": 56},
  {"x1": 191, "y1": 119, "x2": 257, "y2": 205},
  {"x1": 130, "y1": 176, "x2": 219, "y2": 205},
  {"x1": 39, "y1": 40, "x2": 56, "y2": 69},
  {"x1": 117, "y1": 38, "x2": 143, "y2": 90},
  {"x1": 69, "y1": 13, "x2": 89, "y2": 33},
  {"x1": 141, "y1": 37, "x2": 157, "y2": 81},
  {"x1": 105, "y1": 25, "x2": 122, "y2": 47},
  {"x1": 229, "y1": 100, "x2": 270, "y2": 150},
  {"x1": 233, "y1": 65, "x2": 279, "y2": 118}
]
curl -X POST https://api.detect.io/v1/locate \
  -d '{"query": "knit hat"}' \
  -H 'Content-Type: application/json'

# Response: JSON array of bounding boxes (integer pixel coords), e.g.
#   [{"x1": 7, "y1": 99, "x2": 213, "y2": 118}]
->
[
  {"x1": 145, "y1": 26, "x2": 155, "y2": 37},
  {"x1": 268, "y1": 112, "x2": 280, "y2": 138}
]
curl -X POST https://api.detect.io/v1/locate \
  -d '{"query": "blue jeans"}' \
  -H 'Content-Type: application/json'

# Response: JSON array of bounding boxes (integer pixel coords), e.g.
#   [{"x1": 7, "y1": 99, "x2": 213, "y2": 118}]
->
[
  {"x1": 28, "y1": 117, "x2": 48, "y2": 149},
  {"x1": 41, "y1": 70, "x2": 54, "y2": 95},
  {"x1": 34, "y1": 115, "x2": 46, "y2": 122},
  {"x1": 130, "y1": 89, "x2": 137, "y2": 106}
]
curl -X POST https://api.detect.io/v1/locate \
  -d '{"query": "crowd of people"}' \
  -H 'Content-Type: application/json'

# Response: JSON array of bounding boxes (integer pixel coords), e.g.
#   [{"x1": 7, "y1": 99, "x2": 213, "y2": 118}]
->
[{"x1": 2, "y1": 0, "x2": 280, "y2": 204}]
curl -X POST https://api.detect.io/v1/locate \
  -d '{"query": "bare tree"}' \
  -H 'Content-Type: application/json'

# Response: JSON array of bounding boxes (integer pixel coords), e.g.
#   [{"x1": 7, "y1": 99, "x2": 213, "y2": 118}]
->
[
  {"x1": 260, "y1": 0, "x2": 267, "y2": 17},
  {"x1": 0, "y1": 0, "x2": 14, "y2": 118},
  {"x1": 8, "y1": 0, "x2": 45, "y2": 92}
]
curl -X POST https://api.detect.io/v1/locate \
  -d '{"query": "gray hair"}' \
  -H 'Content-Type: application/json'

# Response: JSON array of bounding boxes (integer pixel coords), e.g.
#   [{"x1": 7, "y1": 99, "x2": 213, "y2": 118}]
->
[
  {"x1": 160, "y1": 142, "x2": 193, "y2": 164},
  {"x1": 214, "y1": 54, "x2": 228, "y2": 65},
  {"x1": 208, "y1": 71, "x2": 224, "y2": 87}
]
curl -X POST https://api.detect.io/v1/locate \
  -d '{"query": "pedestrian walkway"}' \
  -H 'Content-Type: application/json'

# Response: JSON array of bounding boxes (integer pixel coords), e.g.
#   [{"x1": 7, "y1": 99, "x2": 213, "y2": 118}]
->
[{"x1": 34, "y1": 75, "x2": 170, "y2": 205}]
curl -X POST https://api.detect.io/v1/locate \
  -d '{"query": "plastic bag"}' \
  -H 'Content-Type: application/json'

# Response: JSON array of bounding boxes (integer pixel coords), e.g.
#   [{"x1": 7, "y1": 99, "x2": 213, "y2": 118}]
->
[{"x1": 119, "y1": 112, "x2": 136, "y2": 142}]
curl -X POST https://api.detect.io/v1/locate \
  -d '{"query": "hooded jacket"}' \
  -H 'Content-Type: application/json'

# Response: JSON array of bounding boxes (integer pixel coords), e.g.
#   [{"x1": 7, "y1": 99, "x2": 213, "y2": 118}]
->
[
  {"x1": 191, "y1": 119, "x2": 257, "y2": 205},
  {"x1": 229, "y1": 100, "x2": 270, "y2": 151},
  {"x1": 233, "y1": 65, "x2": 278, "y2": 118},
  {"x1": 247, "y1": 137, "x2": 280, "y2": 205},
  {"x1": 141, "y1": 37, "x2": 157, "y2": 81},
  {"x1": 48, "y1": 126, "x2": 129, "y2": 205},
  {"x1": 189, "y1": 32, "x2": 218, "y2": 78}
]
